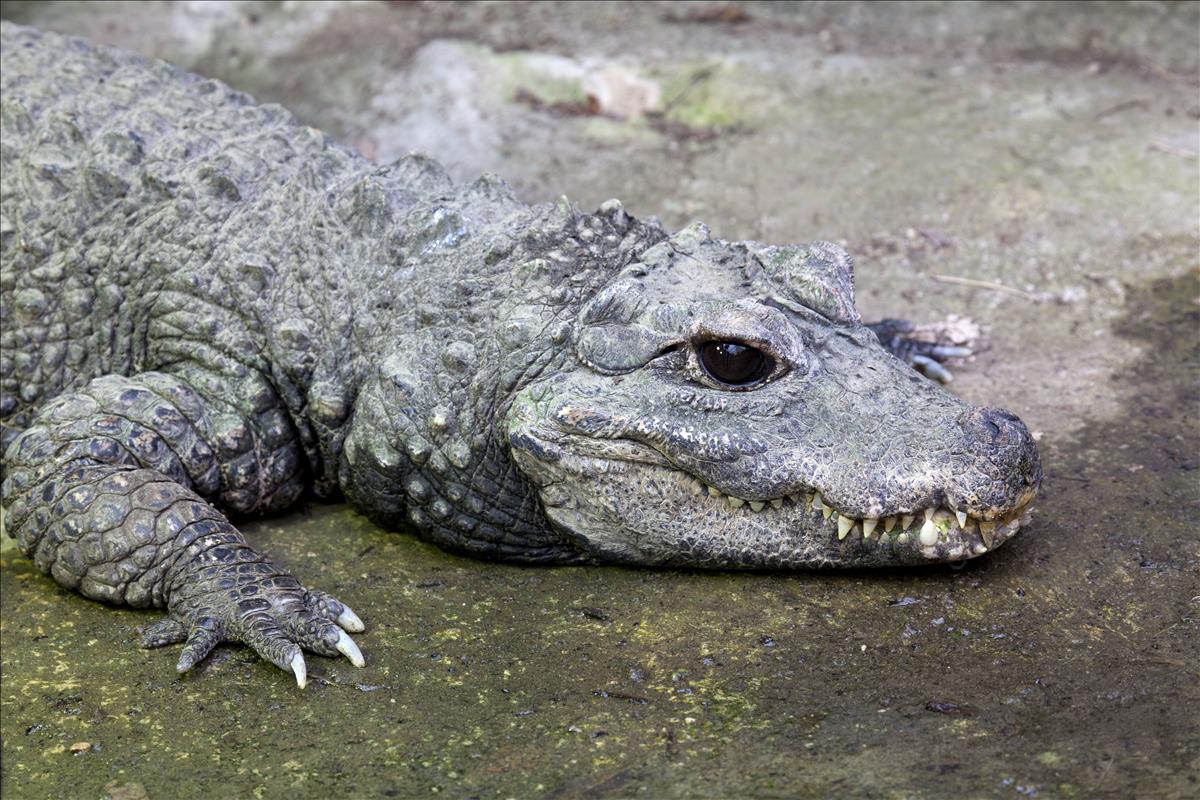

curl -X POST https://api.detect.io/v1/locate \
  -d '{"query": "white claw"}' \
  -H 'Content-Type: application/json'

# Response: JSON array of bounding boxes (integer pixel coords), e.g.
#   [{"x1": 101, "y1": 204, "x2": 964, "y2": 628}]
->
[
  {"x1": 336, "y1": 630, "x2": 365, "y2": 668},
  {"x1": 837, "y1": 515, "x2": 855, "y2": 540},
  {"x1": 770, "y1": 498, "x2": 784, "y2": 509},
  {"x1": 862, "y1": 518, "x2": 878, "y2": 538},
  {"x1": 955, "y1": 510, "x2": 968, "y2": 529},
  {"x1": 901, "y1": 515, "x2": 915, "y2": 531},
  {"x1": 291, "y1": 652, "x2": 308, "y2": 689},
  {"x1": 728, "y1": 496, "x2": 745, "y2": 509},
  {"x1": 337, "y1": 606, "x2": 365, "y2": 633},
  {"x1": 749, "y1": 501, "x2": 765, "y2": 512}
]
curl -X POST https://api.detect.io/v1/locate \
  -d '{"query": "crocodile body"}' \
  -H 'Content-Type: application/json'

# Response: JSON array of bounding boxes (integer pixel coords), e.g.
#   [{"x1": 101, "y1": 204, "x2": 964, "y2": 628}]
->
[{"x1": 0, "y1": 24, "x2": 1040, "y2": 684}]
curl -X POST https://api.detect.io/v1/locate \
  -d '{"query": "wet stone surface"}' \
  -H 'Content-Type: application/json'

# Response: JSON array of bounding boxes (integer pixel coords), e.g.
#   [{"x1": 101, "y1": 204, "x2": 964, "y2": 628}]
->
[{"x1": 1, "y1": 2, "x2": 1198, "y2": 798}]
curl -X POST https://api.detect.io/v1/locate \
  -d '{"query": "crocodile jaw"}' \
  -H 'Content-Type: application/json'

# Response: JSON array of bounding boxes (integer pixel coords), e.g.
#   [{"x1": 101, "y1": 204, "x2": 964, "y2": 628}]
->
[{"x1": 508, "y1": 430, "x2": 1035, "y2": 568}]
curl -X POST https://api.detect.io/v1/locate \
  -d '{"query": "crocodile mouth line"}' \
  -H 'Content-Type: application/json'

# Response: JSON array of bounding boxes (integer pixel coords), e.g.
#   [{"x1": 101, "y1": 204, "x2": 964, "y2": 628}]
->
[
  {"x1": 549, "y1": 433, "x2": 1035, "y2": 555},
  {"x1": 690, "y1": 481, "x2": 1034, "y2": 553}
]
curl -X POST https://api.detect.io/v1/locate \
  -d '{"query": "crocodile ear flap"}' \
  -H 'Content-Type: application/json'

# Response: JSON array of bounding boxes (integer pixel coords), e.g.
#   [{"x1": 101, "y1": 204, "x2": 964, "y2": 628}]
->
[
  {"x1": 751, "y1": 241, "x2": 860, "y2": 326},
  {"x1": 575, "y1": 280, "x2": 678, "y2": 374}
]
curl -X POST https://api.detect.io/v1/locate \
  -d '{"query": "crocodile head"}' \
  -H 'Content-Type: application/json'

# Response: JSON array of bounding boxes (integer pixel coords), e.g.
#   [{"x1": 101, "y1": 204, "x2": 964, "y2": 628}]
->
[{"x1": 508, "y1": 222, "x2": 1041, "y2": 567}]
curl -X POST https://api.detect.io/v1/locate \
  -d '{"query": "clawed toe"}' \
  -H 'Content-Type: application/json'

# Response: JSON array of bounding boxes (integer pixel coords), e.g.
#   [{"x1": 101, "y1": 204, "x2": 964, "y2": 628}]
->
[
  {"x1": 291, "y1": 652, "x2": 308, "y2": 689},
  {"x1": 335, "y1": 629, "x2": 365, "y2": 667},
  {"x1": 336, "y1": 605, "x2": 365, "y2": 633}
]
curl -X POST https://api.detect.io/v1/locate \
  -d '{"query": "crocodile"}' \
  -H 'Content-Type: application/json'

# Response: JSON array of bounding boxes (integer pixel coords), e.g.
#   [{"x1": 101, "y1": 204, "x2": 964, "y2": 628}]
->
[{"x1": 0, "y1": 24, "x2": 1041, "y2": 687}]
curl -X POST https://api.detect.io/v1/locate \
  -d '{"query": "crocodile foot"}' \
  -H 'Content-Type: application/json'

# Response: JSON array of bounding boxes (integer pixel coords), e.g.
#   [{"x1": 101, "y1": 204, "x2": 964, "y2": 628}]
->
[
  {"x1": 141, "y1": 568, "x2": 365, "y2": 688},
  {"x1": 867, "y1": 314, "x2": 982, "y2": 383}
]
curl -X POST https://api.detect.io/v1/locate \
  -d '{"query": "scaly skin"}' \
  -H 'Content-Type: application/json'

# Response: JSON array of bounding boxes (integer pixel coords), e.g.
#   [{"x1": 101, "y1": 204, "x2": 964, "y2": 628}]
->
[{"x1": 0, "y1": 24, "x2": 1041, "y2": 685}]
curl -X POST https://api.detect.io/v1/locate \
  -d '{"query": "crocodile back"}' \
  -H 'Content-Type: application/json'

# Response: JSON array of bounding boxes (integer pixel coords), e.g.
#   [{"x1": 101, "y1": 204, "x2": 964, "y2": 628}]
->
[{"x1": 0, "y1": 23, "x2": 357, "y2": 452}]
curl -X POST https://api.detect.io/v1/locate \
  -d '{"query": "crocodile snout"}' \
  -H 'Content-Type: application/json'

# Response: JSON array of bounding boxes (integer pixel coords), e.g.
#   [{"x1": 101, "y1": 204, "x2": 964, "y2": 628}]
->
[{"x1": 949, "y1": 405, "x2": 1042, "y2": 517}]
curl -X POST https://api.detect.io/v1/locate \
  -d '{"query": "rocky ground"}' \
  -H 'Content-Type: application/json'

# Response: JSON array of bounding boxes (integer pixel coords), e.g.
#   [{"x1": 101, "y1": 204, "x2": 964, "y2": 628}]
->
[{"x1": 1, "y1": 2, "x2": 1197, "y2": 798}]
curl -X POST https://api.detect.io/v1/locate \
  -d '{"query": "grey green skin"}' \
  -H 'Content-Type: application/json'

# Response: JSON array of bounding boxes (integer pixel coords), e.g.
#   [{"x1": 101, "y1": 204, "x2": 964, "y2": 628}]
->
[{"x1": 0, "y1": 24, "x2": 1040, "y2": 685}]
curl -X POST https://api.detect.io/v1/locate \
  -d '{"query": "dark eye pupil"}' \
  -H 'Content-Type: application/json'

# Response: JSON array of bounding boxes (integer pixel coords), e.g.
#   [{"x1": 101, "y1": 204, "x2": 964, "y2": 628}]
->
[{"x1": 698, "y1": 341, "x2": 772, "y2": 386}]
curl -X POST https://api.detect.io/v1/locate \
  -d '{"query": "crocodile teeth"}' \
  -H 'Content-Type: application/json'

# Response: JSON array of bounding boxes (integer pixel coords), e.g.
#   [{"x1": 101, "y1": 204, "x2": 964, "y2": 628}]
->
[
  {"x1": 707, "y1": 485, "x2": 723, "y2": 498},
  {"x1": 901, "y1": 515, "x2": 915, "y2": 531},
  {"x1": 749, "y1": 500, "x2": 765, "y2": 512},
  {"x1": 955, "y1": 510, "x2": 968, "y2": 528},
  {"x1": 788, "y1": 493, "x2": 802, "y2": 504},
  {"x1": 811, "y1": 492, "x2": 834, "y2": 519},
  {"x1": 979, "y1": 521, "x2": 996, "y2": 547},
  {"x1": 728, "y1": 496, "x2": 745, "y2": 509},
  {"x1": 770, "y1": 498, "x2": 784, "y2": 509},
  {"x1": 862, "y1": 518, "x2": 878, "y2": 538},
  {"x1": 837, "y1": 515, "x2": 855, "y2": 540},
  {"x1": 897, "y1": 532, "x2": 910, "y2": 544},
  {"x1": 883, "y1": 516, "x2": 897, "y2": 532},
  {"x1": 919, "y1": 508, "x2": 938, "y2": 546}
]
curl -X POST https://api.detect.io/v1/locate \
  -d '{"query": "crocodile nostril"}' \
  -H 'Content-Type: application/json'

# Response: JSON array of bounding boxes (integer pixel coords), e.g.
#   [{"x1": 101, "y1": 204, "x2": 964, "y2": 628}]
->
[
  {"x1": 952, "y1": 405, "x2": 1043, "y2": 512},
  {"x1": 959, "y1": 406, "x2": 1027, "y2": 445}
]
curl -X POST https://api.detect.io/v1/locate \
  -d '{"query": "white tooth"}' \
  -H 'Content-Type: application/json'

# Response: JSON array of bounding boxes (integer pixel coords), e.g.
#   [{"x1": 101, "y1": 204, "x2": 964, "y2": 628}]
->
[
  {"x1": 862, "y1": 518, "x2": 878, "y2": 537},
  {"x1": 901, "y1": 515, "x2": 915, "y2": 531},
  {"x1": 707, "y1": 485, "x2": 723, "y2": 498},
  {"x1": 979, "y1": 520, "x2": 996, "y2": 547},
  {"x1": 728, "y1": 496, "x2": 745, "y2": 509},
  {"x1": 897, "y1": 532, "x2": 910, "y2": 544},
  {"x1": 919, "y1": 516, "x2": 938, "y2": 546},
  {"x1": 883, "y1": 516, "x2": 897, "y2": 532},
  {"x1": 788, "y1": 493, "x2": 802, "y2": 504},
  {"x1": 749, "y1": 501, "x2": 765, "y2": 512},
  {"x1": 955, "y1": 510, "x2": 968, "y2": 528},
  {"x1": 837, "y1": 515, "x2": 855, "y2": 540},
  {"x1": 770, "y1": 498, "x2": 784, "y2": 509},
  {"x1": 811, "y1": 492, "x2": 824, "y2": 512},
  {"x1": 973, "y1": 543, "x2": 988, "y2": 555}
]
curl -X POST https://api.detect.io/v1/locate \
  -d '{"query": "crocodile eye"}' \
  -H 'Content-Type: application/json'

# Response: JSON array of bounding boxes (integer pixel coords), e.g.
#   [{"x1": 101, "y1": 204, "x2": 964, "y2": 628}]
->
[{"x1": 698, "y1": 341, "x2": 773, "y2": 387}]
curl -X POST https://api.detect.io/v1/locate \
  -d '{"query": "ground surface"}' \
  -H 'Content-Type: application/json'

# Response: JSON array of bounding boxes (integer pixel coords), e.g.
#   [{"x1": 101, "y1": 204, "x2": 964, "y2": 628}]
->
[{"x1": 1, "y1": 2, "x2": 1197, "y2": 799}]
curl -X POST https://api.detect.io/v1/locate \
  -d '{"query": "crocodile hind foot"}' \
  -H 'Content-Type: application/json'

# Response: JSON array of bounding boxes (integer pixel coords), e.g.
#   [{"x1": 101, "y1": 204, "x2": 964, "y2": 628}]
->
[
  {"x1": 141, "y1": 573, "x2": 366, "y2": 688},
  {"x1": 867, "y1": 315, "x2": 982, "y2": 383}
]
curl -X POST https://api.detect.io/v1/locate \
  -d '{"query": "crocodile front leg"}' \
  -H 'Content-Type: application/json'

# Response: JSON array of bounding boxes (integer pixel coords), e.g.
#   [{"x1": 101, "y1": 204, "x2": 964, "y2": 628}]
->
[{"x1": 0, "y1": 369, "x2": 363, "y2": 687}]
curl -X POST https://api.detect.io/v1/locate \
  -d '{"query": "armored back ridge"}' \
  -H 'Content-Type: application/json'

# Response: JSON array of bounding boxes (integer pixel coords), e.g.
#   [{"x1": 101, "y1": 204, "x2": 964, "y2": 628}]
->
[{"x1": 0, "y1": 23, "x2": 1039, "y2": 685}]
